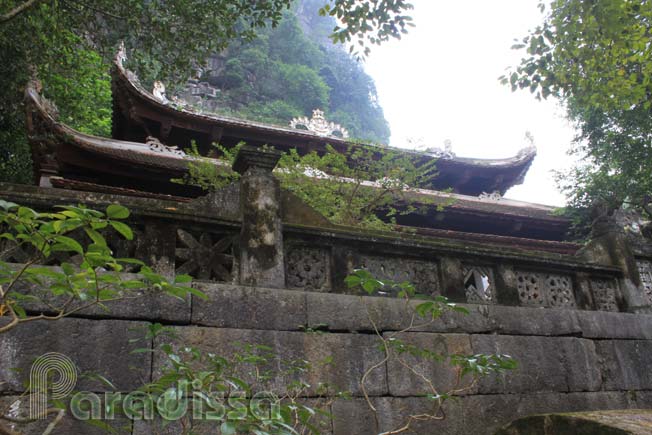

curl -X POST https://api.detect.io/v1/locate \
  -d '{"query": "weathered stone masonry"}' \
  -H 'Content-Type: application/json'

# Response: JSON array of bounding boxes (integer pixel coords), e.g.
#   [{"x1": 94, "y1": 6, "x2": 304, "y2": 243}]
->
[
  {"x1": 3, "y1": 179, "x2": 652, "y2": 434},
  {"x1": 4, "y1": 49, "x2": 652, "y2": 434}
]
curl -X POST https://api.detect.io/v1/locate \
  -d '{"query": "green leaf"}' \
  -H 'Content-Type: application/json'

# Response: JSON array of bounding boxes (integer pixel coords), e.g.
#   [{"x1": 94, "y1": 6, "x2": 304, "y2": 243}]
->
[
  {"x1": 110, "y1": 221, "x2": 133, "y2": 240},
  {"x1": 53, "y1": 235, "x2": 84, "y2": 254},
  {"x1": 220, "y1": 422, "x2": 236, "y2": 435},
  {"x1": 84, "y1": 228, "x2": 107, "y2": 247},
  {"x1": 106, "y1": 204, "x2": 129, "y2": 219}
]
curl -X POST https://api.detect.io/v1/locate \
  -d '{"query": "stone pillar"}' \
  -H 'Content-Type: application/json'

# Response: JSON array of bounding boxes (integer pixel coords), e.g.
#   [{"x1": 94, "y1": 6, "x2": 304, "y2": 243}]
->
[
  {"x1": 137, "y1": 219, "x2": 177, "y2": 278},
  {"x1": 494, "y1": 263, "x2": 520, "y2": 306},
  {"x1": 438, "y1": 257, "x2": 466, "y2": 302},
  {"x1": 580, "y1": 214, "x2": 647, "y2": 312},
  {"x1": 232, "y1": 145, "x2": 285, "y2": 288},
  {"x1": 573, "y1": 272, "x2": 594, "y2": 310}
]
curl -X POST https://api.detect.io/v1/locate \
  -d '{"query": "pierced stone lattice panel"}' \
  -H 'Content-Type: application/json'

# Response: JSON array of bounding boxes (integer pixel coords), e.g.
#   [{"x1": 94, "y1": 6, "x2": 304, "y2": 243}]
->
[
  {"x1": 463, "y1": 265, "x2": 495, "y2": 304},
  {"x1": 636, "y1": 259, "x2": 652, "y2": 304},
  {"x1": 285, "y1": 246, "x2": 330, "y2": 291},
  {"x1": 516, "y1": 271, "x2": 546, "y2": 307},
  {"x1": 545, "y1": 274, "x2": 576, "y2": 308},
  {"x1": 356, "y1": 255, "x2": 439, "y2": 295},
  {"x1": 516, "y1": 270, "x2": 576, "y2": 309},
  {"x1": 175, "y1": 229, "x2": 236, "y2": 282},
  {"x1": 590, "y1": 278, "x2": 620, "y2": 312}
]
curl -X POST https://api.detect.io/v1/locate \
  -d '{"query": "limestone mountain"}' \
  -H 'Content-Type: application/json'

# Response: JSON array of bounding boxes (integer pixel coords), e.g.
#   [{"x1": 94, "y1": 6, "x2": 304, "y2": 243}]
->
[{"x1": 180, "y1": 0, "x2": 391, "y2": 144}]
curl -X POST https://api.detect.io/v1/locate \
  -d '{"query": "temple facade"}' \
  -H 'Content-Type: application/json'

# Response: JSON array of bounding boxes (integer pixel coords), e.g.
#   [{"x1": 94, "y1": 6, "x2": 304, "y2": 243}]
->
[{"x1": 3, "y1": 47, "x2": 652, "y2": 434}]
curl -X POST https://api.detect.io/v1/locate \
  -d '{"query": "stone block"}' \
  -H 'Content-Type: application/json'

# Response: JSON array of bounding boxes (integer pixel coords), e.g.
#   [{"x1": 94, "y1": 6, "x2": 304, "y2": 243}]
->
[
  {"x1": 487, "y1": 304, "x2": 581, "y2": 336},
  {"x1": 384, "y1": 332, "x2": 474, "y2": 396},
  {"x1": 0, "y1": 318, "x2": 151, "y2": 393},
  {"x1": 191, "y1": 282, "x2": 307, "y2": 330},
  {"x1": 596, "y1": 340, "x2": 652, "y2": 390},
  {"x1": 471, "y1": 335, "x2": 601, "y2": 394},
  {"x1": 576, "y1": 310, "x2": 652, "y2": 339},
  {"x1": 331, "y1": 398, "x2": 378, "y2": 435},
  {"x1": 306, "y1": 292, "x2": 494, "y2": 334},
  {"x1": 153, "y1": 327, "x2": 387, "y2": 397},
  {"x1": 559, "y1": 338, "x2": 602, "y2": 392}
]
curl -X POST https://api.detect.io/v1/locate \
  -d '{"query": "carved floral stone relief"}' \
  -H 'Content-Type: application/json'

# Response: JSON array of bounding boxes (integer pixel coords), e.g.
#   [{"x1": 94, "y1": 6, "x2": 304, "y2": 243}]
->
[
  {"x1": 285, "y1": 246, "x2": 330, "y2": 291},
  {"x1": 356, "y1": 254, "x2": 439, "y2": 296},
  {"x1": 590, "y1": 278, "x2": 619, "y2": 312},
  {"x1": 636, "y1": 259, "x2": 652, "y2": 304},
  {"x1": 515, "y1": 270, "x2": 577, "y2": 309}
]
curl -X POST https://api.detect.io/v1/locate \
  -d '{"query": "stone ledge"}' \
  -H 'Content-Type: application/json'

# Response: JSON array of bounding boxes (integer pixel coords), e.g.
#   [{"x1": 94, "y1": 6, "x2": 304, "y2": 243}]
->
[
  {"x1": 191, "y1": 281, "x2": 307, "y2": 330},
  {"x1": 7, "y1": 264, "x2": 191, "y2": 323}
]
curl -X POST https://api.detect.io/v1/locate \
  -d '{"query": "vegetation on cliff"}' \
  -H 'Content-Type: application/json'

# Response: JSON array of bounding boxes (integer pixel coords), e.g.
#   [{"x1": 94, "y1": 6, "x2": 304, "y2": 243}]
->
[
  {"x1": 196, "y1": 0, "x2": 390, "y2": 143},
  {"x1": 0, "y1": 0, "x2": 404, "y2": 184}
]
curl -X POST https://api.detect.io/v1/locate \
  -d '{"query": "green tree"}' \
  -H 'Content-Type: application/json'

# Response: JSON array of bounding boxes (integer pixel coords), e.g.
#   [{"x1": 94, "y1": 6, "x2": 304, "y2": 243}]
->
[
  {"x1": 503, "y1": 0, "x2": 652, "y2": 219},
  {"x1": 0, "y1": 0, "x2": 412, "y2": 184}
]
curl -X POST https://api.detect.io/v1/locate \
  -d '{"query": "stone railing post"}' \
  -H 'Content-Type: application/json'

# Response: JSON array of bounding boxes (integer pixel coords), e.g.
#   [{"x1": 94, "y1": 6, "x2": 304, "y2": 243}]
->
[
  {"x1": 438, "y1": 257, "x2": 466, "y2": 302},
  {"x1": 232, "y1": 145, "x2": 285, "y2": 288},
  {"x1": 580, "y1": 214, "x2": 647, "y2": 312}
]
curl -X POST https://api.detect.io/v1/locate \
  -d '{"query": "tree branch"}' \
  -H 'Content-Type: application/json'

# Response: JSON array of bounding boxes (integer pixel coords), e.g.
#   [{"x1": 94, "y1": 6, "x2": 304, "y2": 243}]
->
[{"x1": 0, "y1": 0, "x2": 44, "y2": 24}]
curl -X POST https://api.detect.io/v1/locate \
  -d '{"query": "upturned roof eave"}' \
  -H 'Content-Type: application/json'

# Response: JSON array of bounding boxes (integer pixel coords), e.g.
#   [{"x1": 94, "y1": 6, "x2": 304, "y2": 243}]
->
[{"x1": 111, "y1": 47, "x2": 538, "y2": 175}]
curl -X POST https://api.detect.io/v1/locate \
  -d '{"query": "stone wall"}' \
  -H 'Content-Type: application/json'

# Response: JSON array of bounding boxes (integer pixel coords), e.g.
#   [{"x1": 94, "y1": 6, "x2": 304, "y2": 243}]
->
[
  {"x1": 3, "y1": 281, "x2": 652, "y2": 434},
  {"x1": 3, "y1": 143, "x2": 652, "y2": 435}
]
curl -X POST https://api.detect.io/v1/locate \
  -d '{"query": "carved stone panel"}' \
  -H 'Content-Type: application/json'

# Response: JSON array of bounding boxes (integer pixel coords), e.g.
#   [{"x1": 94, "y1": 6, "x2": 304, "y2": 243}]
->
[
  {"x1": 515, "y1": 270, "x2": 576, "y2": 309},
  {"x1": 356, "y1": 255, "x2": 439, "y2": 295},
  {"x1": 636, "y1": 259, "x2": 652, "y2": 304},
  {"x1": 590, "y1": 278, "x2": 620, "y2": 312},
  {"x1": 285, "y1": 246, "x2": 330, "y2": 292},
  {"x1": 516, "y1": 271, "x2": 546, "y2": 307},
  {"x1": 545, "y1": 274, "x2": 576, "y2": 308},
  {"x1": 175, "y1": 229, "x2": 236, "y2": 282},
  {"x1": 463, "y1": 265, "x2": 495, "y2": 304}
]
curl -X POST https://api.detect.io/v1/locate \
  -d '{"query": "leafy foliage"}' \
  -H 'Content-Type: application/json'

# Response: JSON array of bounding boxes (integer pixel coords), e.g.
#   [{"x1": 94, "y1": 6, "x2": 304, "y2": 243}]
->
[
  {"x1": 320, "y1": 0, "x2": 414, "y2": 57},
  {"x1": 344, "y1": 269, "x2": 516, "y2": 432},
  {"x1": 120, "y1": 325, "x2": 334, "y2": 435},
  {"x1": 0, "y1": 201, "x2": 203, "y2": 333},
  {"x1": 196, "y1": 3, "x2": 391, "y2": 143},
  {"x1": 503, "y1": 0, "x2": 652, "y2": 220},
  {"x1": 0, "y1": 0, "x2": 410, "y2": 183},
  {"x1": 276, "y1": 144, "x2": 436, "y2": 230},
  {"x1": 172, "y1": 142, "x2": 242, "y2": 192}
]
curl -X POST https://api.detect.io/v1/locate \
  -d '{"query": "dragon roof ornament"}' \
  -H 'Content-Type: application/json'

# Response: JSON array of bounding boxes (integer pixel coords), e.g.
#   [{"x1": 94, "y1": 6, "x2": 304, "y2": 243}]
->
[{"x1": 289, "y1": 109, "x2": 349, "y2": 138}]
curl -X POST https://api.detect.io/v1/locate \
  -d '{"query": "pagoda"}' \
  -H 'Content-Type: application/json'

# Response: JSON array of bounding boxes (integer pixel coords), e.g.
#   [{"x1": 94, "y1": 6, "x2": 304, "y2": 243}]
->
[
  {"x1": 6, "y1": 46, "x2": 652, "y2": 435},
  {"x1": 24, "y1": 46, "x2": 568, "y2": 246}
]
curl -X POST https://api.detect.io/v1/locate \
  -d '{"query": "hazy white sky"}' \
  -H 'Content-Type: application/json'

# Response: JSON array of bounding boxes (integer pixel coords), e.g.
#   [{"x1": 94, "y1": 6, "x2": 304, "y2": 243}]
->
[{"x1": 364, "y1": 0, "x2": 575, "y2": 206}]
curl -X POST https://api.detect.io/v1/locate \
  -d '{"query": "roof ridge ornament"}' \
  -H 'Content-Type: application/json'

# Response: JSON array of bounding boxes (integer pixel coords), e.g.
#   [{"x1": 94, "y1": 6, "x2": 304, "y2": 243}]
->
[
  {"x1": 289, "y1": 109, "x2": 349, "y2": 138},
  {"x1": 479, "y1": 190, "x2": 502, "y2": 201},
  {"x1": 425, "y1": 139, "x2": 456, "y2": 159},
  {"x1": 146, "y1": 136, "x2": 185, "y2": 156},
  {"x1": 517, "y1": 144, "x2": 537, "y2": 159},
  {"x1": 152, "y1": 81, "x2": 169, "y2": 104}
]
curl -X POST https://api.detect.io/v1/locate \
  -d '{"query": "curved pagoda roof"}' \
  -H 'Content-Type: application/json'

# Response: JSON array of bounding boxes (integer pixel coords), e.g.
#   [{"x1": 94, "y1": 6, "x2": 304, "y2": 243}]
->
[
  {"x1": 111, "y1": 47, "x2": 536, "y2": 196},
  {"x1": 25, "y1": 79, "x2": 569, "y2": 242}
]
